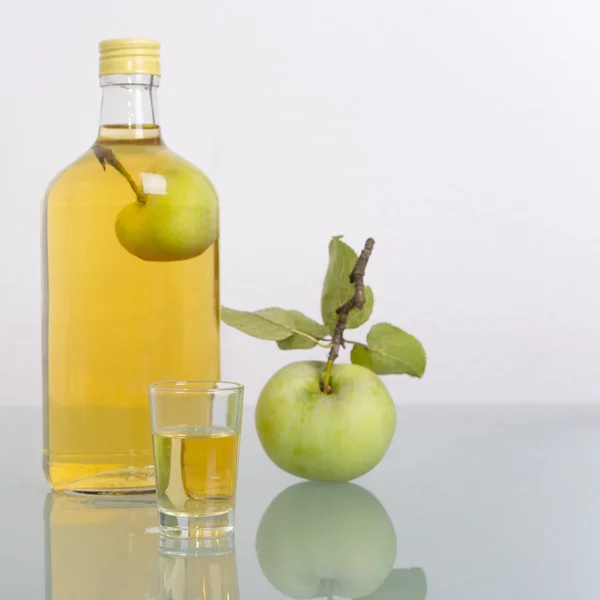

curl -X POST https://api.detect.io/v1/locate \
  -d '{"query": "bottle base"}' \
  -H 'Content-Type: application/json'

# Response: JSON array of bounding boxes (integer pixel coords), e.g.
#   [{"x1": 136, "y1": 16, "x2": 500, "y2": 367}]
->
[
  {"x1": 44, "y1": 454, "x2": 156, "y2": 495},
  {"x1": 59, "y1": 486, "x2": 156, "y2": 497}
]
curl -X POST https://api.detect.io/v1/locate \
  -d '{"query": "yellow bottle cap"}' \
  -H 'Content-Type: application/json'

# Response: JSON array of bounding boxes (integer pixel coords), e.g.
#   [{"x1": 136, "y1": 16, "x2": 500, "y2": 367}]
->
[{"x1": 99, "y1": 38, "x2": 161, "y2": 77}]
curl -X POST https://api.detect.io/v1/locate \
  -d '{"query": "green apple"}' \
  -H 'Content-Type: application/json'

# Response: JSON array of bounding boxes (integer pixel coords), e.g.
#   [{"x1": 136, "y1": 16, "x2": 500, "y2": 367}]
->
[
  {"x1": 115, "y1": 167, "x2": 218, "y2": 262},
  {"x1": 256, "y1": 481, "x2": 397, "y2": 598},
  {"x1": 255, "y1": 361, "x2": 396, "y2": 482}
]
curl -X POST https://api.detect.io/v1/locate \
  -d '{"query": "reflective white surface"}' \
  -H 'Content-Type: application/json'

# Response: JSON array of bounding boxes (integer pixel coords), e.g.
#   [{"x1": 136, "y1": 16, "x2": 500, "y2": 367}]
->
[{"x1": 3, "y1": 404, "x2": 600, "y2": 599}]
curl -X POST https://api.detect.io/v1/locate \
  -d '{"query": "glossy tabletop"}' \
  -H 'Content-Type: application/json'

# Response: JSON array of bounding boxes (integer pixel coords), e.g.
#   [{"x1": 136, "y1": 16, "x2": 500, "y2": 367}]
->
[{"x1": 2, "y1": 404, "x2": 600, "y2": 599}]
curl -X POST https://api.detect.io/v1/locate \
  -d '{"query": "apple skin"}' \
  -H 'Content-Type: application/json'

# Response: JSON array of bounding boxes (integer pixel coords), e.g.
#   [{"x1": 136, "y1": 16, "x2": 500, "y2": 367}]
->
[
  {"x1": 255, "y1": 361, "x2": 396, "y2": 483},
  {"x1": 256, "y1": 481, "x2": 397, "y2": 599},
  {"x1": 115, "y1": 166, "x2": 218, "y2": 262}
]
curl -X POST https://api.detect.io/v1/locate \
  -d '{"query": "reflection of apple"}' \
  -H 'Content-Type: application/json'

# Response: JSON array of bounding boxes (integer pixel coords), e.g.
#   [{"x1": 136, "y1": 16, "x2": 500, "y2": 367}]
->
[
  {"x1": 256, "y1": 481, "x2": 397, "y2": 599},
  {"x1": 115, "y1": 166, "x2": 218, "y2": 262},
  {"x1": 255, "y1": 361, "x2": 396, "y2": 482}
]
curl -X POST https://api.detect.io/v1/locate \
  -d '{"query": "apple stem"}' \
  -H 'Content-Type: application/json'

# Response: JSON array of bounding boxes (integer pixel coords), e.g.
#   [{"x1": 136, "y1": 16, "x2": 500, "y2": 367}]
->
[
  {"x1": 92, "y1": 143, "x2": 147, "y2": 203},
  {"x1": 321, "y1": 237, "x2": 375, "y2": 393}
]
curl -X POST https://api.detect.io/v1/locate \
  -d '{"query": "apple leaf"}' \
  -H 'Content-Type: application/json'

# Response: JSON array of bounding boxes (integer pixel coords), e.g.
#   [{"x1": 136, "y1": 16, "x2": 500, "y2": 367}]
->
[
  {"x1": 222, "y1": 306, "x2": 329, "y2": 347},
  {"x1": 351, "y1": 323, "x2": 427, "y2": 377},
  {"x1": 355, "y1": 568, "x2": 427, "y2": 600},
  {"x1": 321, "y1": 236, "x2": 374, "y2": 332},
  {"x1": 221, "y1": 307, "x2": 294, "y2": 341},
  {"x1": 276, "y1": 311, "x2": 330, "y2": 350}
]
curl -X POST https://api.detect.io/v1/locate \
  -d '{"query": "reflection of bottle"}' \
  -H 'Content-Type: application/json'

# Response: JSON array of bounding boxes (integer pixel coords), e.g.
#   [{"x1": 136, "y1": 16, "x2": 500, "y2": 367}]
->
[
  {"x1": 157, "y1": 535, "x2": 239, "y2": 600},
  {"x1": 44, "y1": 493, "x2": 158, "y2": 600},
  {"x1": 42, "y1": 38, "x2": 220, "y2": 494}
]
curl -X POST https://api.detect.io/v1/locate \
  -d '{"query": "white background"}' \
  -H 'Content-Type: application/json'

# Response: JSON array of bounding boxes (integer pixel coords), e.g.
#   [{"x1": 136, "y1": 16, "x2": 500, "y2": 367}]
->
[{"x1": 1, "y1": 0, "x2": 599, "y2": 407}]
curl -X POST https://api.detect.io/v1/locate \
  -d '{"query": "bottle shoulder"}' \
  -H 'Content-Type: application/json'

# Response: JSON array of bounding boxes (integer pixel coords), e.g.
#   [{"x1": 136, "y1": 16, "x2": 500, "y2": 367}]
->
[
  {"x1": 154, "y1": 147, "x2": 218, "y2": 197},
  {"x1": 44, "y1": 148, "x2": 94, "y2": 197},
  {"x1": 44, "y1": 142, "x2": 218, "y2": 206}
]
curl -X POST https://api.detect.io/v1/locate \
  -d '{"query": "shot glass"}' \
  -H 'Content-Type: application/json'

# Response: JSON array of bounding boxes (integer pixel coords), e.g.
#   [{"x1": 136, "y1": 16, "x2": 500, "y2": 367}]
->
[{"x1": 149, "y1": 381, "x2": 244, "y2": 538}]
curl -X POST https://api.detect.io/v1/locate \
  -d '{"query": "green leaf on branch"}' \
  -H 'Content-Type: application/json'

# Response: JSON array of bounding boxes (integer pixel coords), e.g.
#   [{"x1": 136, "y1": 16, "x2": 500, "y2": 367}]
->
[
  {"x1": 355, "y1": 568, "x2": 427, "y2": 600},
  {"x1": 351, "y1": 323, "x2": 427, "y2": 377},
  {"x1": 221, "y1": 307, "x2": 294, "y2": 341},
  {"x1": 276, "y1": 311, "x2": 330, "y2": 350},
  {"x1": 321, "y1": 236, "x2": 374, "y2": 331},
  {"x1": 222, "y1": 306, "x2": 328, "y2": 347}
]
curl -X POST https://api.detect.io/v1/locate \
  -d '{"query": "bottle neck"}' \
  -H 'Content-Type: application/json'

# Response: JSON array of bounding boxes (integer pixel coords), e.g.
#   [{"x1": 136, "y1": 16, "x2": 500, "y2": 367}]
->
[{"x1": 97, "y1": 74, "x2": 161, "y2": 141}]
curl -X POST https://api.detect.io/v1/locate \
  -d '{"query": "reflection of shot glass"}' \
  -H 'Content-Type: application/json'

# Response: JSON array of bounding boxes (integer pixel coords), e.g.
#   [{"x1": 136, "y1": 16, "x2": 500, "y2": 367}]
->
[
  {"x1": 157, "y1": 534, "x2": 239, "y2": 600},
  {"x1": 149, "y1": 381, "x2": 244, "y2": 538}
]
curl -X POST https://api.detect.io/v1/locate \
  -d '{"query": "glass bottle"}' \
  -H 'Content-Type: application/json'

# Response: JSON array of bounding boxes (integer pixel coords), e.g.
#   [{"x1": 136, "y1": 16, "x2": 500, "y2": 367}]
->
[{"x1": 42, "y1": 39, "x2": 220, "y2": 493}]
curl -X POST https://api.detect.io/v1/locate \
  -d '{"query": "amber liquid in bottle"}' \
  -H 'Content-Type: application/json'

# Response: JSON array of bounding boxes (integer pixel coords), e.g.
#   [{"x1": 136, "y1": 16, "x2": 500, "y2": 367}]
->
[{"x1": 42, "y1": 72, "x2": 220, "y2": 493}]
